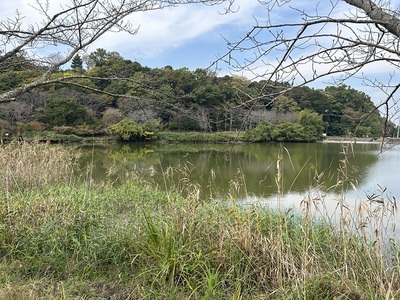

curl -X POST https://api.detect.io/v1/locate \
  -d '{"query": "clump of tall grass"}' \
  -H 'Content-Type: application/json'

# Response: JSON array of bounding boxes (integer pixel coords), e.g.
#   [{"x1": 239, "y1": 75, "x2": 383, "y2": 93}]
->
[
  {"x1": 0, "y1": 142, "x2": 79, "y2": 191},
  {"x1": 1, "y1": 142, "x2": 400, "y2": 299},
  {"x1": 301, "y1": 143, "x2": 398, "y2": 254},
  {"x1": 2, "y1": 179, "x2": 399, "y2": 299}
]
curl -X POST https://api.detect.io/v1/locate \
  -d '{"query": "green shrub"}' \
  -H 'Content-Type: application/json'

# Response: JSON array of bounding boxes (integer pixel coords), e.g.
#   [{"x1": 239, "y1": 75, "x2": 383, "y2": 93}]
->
[
  {"x1": 298, "y1": 109, "x2": 325, "y2": 141},
  {"x1": 244, "y1": 121, "x2": 277, "y2": 142},
  {"x1": 38, "y1": 97, "x2": 94, "y2": 128},
  {"x1": 168, "y1": 115, "x2": 201, "y2": 131},
  {"x1": 246, "y1": 113, "x2": 325, "y2": 143},
  {"x1": 143, "y1": 119, "x2": 163, "y2": 133},
  {"x1": 108, "y1": 119, "x2": 157, "y2": 141},
  {"x1": 274, "y1": 121, "x2": 306, "y2": 142}
]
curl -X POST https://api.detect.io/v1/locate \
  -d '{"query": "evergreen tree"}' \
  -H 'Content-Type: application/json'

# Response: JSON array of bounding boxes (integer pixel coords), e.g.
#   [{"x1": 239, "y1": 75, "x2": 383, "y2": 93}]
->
[
  {"x1": 71, "y1": 54, "x2": 83, "y2": 72},
  {"x1": 39, "y1": 97, "x2": 93, "y2": 128}
]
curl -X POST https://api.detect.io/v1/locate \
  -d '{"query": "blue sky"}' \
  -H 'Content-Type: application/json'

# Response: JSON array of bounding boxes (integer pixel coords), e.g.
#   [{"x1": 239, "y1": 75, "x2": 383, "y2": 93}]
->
[
  {"x1": 2, "y1": 0, "x2": 259, "y2": 71},
  {"x1": 87, "y1": 0, "x2": 260, "y2": 72}
]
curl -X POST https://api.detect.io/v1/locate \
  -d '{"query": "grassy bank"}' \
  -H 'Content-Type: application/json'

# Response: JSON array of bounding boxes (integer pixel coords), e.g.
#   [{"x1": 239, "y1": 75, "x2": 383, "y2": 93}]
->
[
  {"x1": 157, "y1": 131, "x2": 247, "y2": 143},
  {"x1": 11, "y1": 130, "x2": 248, "y2": 144},
  {"x1": 10, "y1": 129, "x2": 380, "y2": 145},
  {"x1": 1, "y1": 143, "x2": 400, "y2": 299}
]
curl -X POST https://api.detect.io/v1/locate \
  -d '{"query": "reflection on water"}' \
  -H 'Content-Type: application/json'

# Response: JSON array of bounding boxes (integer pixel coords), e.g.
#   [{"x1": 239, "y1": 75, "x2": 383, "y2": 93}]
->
[
  {"x1": 75, "y1": 141, "x2": 400, "y2": 240},
  {"x1": 75, "y1": 141, "x2": 398, "y2": 199}
]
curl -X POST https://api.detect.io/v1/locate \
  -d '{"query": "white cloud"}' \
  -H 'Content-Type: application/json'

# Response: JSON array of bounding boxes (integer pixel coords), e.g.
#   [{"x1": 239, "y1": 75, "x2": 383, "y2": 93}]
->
[
  {"x1": 89, "y1": 0, "x2": 260, "y2": 60},
  {"x1": 2, "y1": 0, "x2": 50, "y2": 24},
  {"x1": 1, "y1": 0, "x2": 260, "y2": 68}
]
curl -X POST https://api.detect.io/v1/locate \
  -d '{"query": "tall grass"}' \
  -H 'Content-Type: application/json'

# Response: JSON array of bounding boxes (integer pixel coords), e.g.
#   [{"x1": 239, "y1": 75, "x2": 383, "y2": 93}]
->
[
  {"x1": 0, "y1": 142, "x2": 79, "y2": 191},
  {"x1": 0, "y1": 142, "x2": 400, "y2": 299}
]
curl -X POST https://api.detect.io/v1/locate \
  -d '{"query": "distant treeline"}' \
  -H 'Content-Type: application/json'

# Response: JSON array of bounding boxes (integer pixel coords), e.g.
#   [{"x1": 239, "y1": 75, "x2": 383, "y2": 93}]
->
[{"x1": 0, "y1": 48, "x2": 392, "y2": 142}]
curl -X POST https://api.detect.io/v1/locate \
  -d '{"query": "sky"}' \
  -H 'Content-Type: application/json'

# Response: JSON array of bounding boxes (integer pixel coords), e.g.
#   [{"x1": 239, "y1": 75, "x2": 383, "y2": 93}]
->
[
  {"x1": 1, "y1": 0, "x2": 400, "y2": 115},
  {"x1": 1, "y1": 0, "x2": 260, "y2": 72},
  {"x1": 89, "y1": 0, "x2": 260, "y2": 71}
]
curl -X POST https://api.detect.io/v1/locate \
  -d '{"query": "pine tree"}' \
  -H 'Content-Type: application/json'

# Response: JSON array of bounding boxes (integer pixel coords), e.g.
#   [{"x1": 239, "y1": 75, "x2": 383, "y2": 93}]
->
[{"x1": 71, "y1": 54, "x2": 83, "y2": 72}]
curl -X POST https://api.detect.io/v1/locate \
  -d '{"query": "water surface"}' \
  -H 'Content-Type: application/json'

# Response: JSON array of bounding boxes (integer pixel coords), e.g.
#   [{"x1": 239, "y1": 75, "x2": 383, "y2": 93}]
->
[
  {"x1": 75, "y1": 141, "x2": 400, "y2": 240},
  {"x1": 77, "y1": 141, "x2": 398, "y2": 200}
]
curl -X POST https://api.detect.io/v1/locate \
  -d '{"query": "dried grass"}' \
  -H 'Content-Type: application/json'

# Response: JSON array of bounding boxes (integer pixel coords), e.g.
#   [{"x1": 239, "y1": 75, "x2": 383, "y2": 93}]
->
[{"x1": 0, "y1": 142, "x2": 79, "y2": 192}]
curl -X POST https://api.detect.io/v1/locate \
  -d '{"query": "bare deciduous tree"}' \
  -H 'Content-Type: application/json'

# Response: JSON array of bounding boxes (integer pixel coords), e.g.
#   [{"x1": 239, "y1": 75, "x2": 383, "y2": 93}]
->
[
  {"x1": 0, "y1": 101, "x2": 33, "y2": 126},
  {"x1": 216, "y1": 0, "x2": 400, "y2": 125},
  {"x1": 0, "y1": 0, "x2": 233, "y2": 102}
]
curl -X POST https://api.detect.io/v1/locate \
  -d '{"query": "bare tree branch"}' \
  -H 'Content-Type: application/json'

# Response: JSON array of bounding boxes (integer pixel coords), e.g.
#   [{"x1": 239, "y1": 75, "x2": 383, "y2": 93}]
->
[
  {"x1": 0, "y1": 0, "x2": 234, "y2": 102},
  {"x1": 214, "y1": 0, "x2": 400, "y2": 124}
]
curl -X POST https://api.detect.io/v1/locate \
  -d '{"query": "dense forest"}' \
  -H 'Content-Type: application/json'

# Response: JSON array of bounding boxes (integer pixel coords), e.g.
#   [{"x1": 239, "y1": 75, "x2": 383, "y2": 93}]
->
[{"x1": 0, "y1": 49, "x2": 391, "y2": 142}]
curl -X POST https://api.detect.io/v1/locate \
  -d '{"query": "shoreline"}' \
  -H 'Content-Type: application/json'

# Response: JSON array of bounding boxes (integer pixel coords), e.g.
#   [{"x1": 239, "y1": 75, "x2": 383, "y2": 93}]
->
[
  {"x1": 320, "y1": 137, "x2": 400, "y2": 145},
  {"x1": 320, "y1": 137, "x2": 383, "y2": 144}
]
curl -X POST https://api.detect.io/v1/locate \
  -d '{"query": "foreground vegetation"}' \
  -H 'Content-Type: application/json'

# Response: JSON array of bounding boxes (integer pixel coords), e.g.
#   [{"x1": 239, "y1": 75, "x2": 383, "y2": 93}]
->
[{"x1": 1, "y1": 142, "x2": 400, "y2": 299}]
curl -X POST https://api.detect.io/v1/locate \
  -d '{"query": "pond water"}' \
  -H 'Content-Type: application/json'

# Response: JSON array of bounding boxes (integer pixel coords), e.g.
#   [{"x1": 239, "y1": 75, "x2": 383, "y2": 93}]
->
[
  {"x1": 76, "y1": 141, "x2": 400, "y2": 240},
  {"x1": 76, "y1": 141, "x2": 400, "y2": 237},
  {"x1": 76, "y1": 141, "x2": 399, "y2": 199}
]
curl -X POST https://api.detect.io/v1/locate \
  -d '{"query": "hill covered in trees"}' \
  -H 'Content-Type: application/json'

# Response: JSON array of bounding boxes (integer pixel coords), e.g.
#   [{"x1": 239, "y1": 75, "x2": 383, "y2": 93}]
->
[{"x1": 0, "y1": 49, "x2": 391, "y2": 142}]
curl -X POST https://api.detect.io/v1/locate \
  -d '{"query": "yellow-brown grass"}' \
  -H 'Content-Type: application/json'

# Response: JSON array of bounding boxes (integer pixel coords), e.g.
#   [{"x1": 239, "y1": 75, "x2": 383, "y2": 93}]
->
[{"x1": 0, "y1": 142, "x2": 79, "y2": 191}]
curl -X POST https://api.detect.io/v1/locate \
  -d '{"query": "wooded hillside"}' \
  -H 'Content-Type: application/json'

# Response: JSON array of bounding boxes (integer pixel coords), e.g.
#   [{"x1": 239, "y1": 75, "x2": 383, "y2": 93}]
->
[{"x1": 0, "y1": 49, "x2": 390, "y2": 142}]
